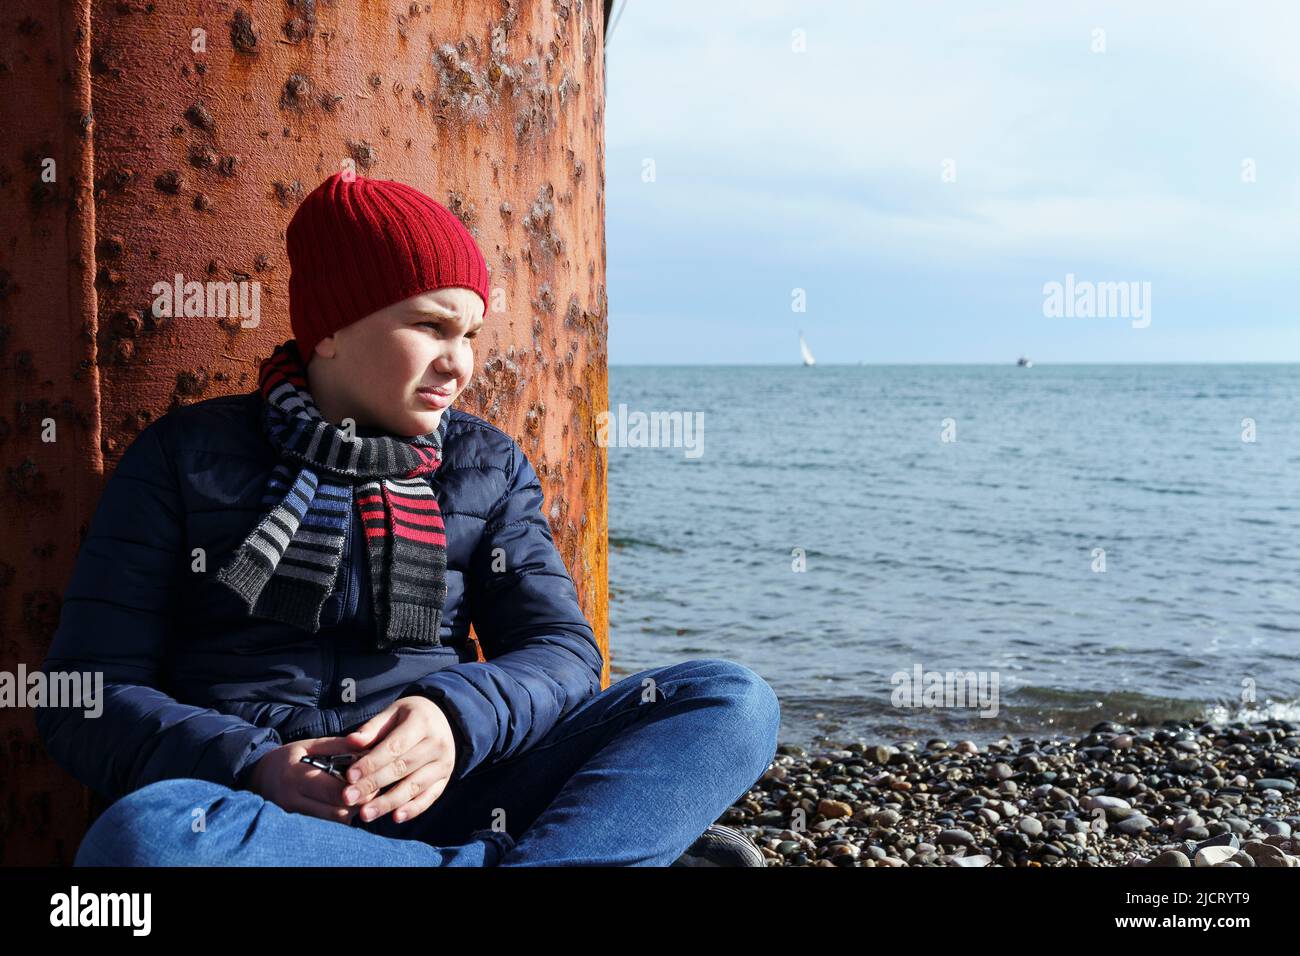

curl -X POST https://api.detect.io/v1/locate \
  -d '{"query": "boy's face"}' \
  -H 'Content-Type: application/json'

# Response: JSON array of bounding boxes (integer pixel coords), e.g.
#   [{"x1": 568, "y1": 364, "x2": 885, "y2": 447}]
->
[{"x1": 305, "y1": 286, "x2": 485, "y2": 437}]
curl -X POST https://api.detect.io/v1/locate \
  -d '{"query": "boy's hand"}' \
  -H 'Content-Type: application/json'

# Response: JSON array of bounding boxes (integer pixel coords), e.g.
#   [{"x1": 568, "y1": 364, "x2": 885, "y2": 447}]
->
[
  {"x1": 340, "y1": 696, "x2": 457, "y2": 825},
  {"x1": 245, "y1": 735, "x2": 368, "y2": 825}
]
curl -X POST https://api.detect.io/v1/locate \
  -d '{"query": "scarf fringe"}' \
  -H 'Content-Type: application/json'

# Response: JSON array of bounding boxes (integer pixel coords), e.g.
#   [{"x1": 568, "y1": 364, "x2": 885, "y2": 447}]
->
[{"x1": 378, "y1": 603, "x2": 444, "y2": 651}]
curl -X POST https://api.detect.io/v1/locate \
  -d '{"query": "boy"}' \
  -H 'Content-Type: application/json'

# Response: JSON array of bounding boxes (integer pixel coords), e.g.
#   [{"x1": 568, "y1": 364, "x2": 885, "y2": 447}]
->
[{"x1": 35, "y1": 172, "x2": 780, "y2": 866}]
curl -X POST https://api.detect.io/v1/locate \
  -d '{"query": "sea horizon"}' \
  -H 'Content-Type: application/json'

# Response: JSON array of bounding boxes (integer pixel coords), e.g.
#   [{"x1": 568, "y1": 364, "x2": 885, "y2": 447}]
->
[{"x1": 608, "y1": 361, "x2": 1300, "y2": 368}]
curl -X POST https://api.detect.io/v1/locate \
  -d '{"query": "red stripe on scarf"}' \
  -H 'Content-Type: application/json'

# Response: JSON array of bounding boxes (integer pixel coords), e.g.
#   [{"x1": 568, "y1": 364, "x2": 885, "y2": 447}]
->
[
  {"x1": 391, "y1": 505, "x2": 446, "y2": 527},
  {"x1": 396, "y1": 527, "x2": 448, "y2": 546},
  {"x1": 259, "y1": 350, "x2": 308, "y2": 396},
  {"x1": 387, "y1": 490, "x2": 442, "y2": 509}
]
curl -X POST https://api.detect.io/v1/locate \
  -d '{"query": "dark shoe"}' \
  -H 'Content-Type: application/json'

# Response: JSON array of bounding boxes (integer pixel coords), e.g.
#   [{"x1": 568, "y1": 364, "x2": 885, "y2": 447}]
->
[
  {"x1": 468, "y1": 827, "x2": 517, "y2": 865},
  {"x1": 670, "y1": 824, "x2": 766, "y2": 866}
]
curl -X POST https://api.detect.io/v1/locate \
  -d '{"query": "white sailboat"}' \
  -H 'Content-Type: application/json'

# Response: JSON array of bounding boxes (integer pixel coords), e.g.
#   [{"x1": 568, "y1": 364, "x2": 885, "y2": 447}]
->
[{"x1": 799, "y1": 331, "x2": 816, "y2": 366}]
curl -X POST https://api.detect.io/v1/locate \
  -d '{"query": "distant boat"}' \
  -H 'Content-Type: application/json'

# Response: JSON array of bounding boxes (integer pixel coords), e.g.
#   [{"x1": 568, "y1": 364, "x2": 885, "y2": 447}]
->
[
  {"x1": 1017, "y1": 356, "x2": 1033, "y2": 368},
  {"x1": 799, "y1": 331, "x2": 816, "y2": 366}
]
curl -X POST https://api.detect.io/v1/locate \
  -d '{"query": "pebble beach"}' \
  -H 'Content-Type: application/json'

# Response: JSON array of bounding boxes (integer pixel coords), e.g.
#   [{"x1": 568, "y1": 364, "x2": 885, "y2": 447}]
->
[{"x1": 722, "y1": 719, "x2": 1300, "y2": 868}]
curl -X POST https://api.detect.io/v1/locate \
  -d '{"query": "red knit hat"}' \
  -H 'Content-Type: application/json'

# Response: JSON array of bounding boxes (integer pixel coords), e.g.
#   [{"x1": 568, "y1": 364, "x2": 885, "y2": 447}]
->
[{"x1": 287, "y1": 172, "x2": 490, "y2": 363}]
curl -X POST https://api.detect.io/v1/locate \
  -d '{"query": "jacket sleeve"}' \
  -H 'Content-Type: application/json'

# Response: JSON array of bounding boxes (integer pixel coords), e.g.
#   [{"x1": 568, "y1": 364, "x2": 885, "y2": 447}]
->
[
  {"x1": 34, "y1": 418, "x2": 282, "y2": 802},
  {"x1": 400, "y1": 439, "x2": 604, "y2": 782}
]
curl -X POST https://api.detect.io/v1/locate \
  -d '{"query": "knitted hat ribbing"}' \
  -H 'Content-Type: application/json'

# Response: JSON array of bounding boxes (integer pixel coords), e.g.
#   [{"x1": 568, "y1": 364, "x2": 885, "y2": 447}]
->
[{"x1": 287, "y1": 172, "x2": 490, "y2": 363}]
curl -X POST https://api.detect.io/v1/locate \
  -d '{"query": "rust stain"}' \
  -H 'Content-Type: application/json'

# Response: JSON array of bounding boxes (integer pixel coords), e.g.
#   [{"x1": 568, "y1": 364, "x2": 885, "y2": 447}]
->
[{"x1": 0, "y1": 0, "x2": 611, "y2": 864}]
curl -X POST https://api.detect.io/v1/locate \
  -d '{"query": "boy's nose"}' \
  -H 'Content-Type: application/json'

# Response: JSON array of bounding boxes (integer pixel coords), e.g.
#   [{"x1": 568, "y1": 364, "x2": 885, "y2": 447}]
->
[{"x1": 432, "y1": 350, "x2": 469, "y2": 382}]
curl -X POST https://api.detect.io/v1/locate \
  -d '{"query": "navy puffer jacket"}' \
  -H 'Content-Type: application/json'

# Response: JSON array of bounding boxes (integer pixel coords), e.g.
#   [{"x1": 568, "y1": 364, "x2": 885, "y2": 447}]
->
[{"x1": 35, "y1": 390, "x2": 605, "y2": 802}]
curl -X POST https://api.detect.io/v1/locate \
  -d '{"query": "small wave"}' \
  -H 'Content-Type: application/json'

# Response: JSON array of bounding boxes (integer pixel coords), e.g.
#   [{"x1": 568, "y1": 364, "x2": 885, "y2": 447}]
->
[
  {"x1": 608, "y1": 534, "x2": 684, "y2": 554},
  {"x1": 1203, "y1": 699, "x2": 1300, "y2": 725},
  {"x1": 782, "y1": 686, "x2": 1300, "y2": 747}
]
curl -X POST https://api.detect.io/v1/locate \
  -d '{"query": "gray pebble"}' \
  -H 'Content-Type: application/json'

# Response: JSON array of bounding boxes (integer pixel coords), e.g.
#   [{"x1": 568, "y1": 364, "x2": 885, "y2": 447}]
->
[
  {"x1": 937, "y1": 829, "x2": 976, "y2": 848},
  {"x1": 1115, "y1": 815, "x2": 1154, "y2": 836}
]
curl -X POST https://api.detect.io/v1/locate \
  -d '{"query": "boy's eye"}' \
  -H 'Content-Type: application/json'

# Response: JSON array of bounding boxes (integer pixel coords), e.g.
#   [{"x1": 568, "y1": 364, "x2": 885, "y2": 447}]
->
[{"x1": 419, "y1": 321, "x2": 478, "y2": 339}]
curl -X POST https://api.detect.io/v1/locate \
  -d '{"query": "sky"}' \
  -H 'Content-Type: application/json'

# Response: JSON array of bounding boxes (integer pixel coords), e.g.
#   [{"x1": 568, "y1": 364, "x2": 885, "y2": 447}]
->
[{"x1": 603, "y1": 1, "x2": 1300, "y2": 364}]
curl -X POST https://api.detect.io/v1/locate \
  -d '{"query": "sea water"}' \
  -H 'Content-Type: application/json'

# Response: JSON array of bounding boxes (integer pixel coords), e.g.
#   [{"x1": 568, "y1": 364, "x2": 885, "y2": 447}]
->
[{"x1": 607, "y1": 363, "x2": 1300, "y2": 748}]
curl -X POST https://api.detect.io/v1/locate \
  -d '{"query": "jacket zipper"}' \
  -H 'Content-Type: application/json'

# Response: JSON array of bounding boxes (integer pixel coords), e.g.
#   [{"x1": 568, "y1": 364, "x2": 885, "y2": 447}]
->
[
  {"x1": 337, "y1": 503, "x2": 353, "y2": 630},
  {"x1": 346, "y1": 515, "x2": 361, "y2": 622},
  {"x1": 321, "y1": 507, "x2": 351, "y2": 711}
]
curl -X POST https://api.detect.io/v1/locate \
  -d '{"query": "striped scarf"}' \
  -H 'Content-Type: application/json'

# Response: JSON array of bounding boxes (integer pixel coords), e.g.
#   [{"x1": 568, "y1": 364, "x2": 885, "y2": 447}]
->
[{"x1": 215, "y1": 339, "x2": 448, "y2": 650}]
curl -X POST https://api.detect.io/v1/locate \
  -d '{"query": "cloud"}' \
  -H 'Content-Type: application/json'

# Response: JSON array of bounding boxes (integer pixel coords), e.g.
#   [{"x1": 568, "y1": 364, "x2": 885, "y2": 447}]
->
[{"x1": 606, "y1": 1, "x2": 1300, "y2": 361}]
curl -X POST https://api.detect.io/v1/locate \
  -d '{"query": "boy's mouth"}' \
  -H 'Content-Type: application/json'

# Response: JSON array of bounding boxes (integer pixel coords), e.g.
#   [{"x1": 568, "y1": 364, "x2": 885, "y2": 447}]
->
[{"x1": 416, "y1": 385, "x2": 454, "y2": 409}]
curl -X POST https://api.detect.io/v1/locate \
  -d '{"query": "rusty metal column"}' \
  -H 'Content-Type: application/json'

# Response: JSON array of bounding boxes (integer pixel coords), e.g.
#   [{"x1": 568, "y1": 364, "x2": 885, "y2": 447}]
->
[{"x1": 0, "y1": 0, "x2": 609, "y2": 865}]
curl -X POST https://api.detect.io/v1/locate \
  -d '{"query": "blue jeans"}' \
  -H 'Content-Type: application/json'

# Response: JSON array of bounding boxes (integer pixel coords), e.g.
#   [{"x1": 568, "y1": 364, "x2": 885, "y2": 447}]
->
[{"x1": 73, "y1": 659, "x2": 780, "y2": 866}]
